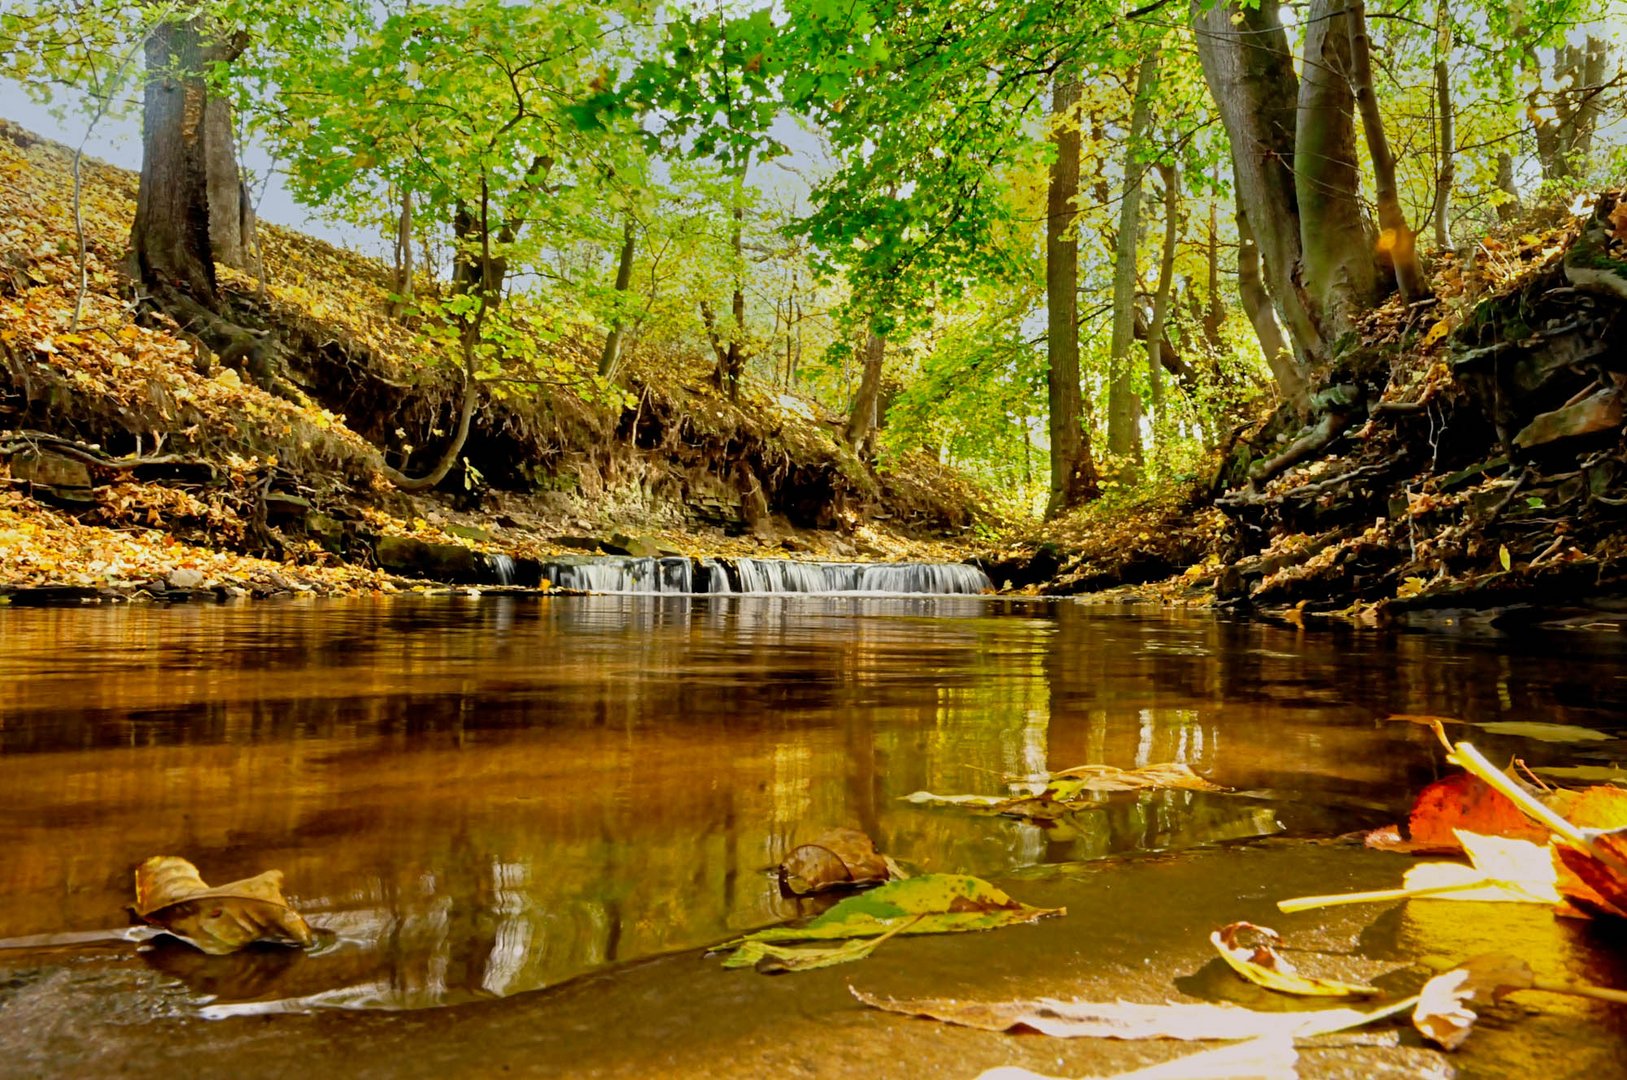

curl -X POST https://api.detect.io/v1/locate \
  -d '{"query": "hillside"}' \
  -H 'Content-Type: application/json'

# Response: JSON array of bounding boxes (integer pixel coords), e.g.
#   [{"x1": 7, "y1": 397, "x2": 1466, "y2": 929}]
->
[{"x1": 0, "y1": 120, "x2": 988, "y2": 599}]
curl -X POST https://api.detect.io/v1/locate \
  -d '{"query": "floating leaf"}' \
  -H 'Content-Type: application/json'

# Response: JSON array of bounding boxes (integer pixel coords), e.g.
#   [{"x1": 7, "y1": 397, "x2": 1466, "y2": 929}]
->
[
  {"x1": 854, "y1": 985, "x2": 1414, "y2": 1040},
  {"x1": 1210, "y1": 922, "x2": 1378, "y2": 997},
  {"x1": 778, "y1": 827, "x2": 897, "y2": 896},
  {"x1": 133, "y1": 856, "x2": 313, "y2": 955},
  {"x1": 1533, "y1": 765, "x2": 1627, "y2": 786},
  {"x1": 905, "y1": 763, "x2": 1226, "y2": 821},
  {"x1": 725, "y1": 916, "x2": 920, "y2": 973},
  {"x1": 720, "y1": 874, "x2": 1060, "y2": 963},
  {"x1": 1413, "y1": 953, "x2": 1534, "y2": 1050},
  {"x1": 900, "y1": 791, "x2": 1005, "y2": 807},
  {"x1": 1474, "y1": 721, "x2": 1612, "y2": 743},
  {"x1": 1042, "y1": 762, "x2": 1228, "y2": 794}
]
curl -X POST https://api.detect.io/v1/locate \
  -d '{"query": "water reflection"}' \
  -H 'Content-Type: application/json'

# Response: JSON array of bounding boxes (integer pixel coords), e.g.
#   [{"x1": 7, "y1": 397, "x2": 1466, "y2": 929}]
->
[{"x1": 0, "y1": 598, "x2": 1623, "y2": 1011}]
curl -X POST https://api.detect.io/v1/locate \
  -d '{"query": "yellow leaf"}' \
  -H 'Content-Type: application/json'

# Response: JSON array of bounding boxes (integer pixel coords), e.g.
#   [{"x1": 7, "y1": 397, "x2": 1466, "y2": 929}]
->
[{"x1": 1211, "y1": 922, "x2": 1379, "y2": 997}]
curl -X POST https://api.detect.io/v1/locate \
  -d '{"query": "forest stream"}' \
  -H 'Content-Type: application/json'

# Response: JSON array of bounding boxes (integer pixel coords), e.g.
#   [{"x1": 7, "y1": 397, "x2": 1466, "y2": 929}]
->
[{"x1": 3, "y1": 598, "x2": 1626, "y2": 1078}]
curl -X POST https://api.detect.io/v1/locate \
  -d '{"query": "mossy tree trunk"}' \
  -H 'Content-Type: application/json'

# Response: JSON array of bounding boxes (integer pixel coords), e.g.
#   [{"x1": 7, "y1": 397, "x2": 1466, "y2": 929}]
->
[{"x1": 1295, "y1": 0, "x2": 1377, "y2": 343}]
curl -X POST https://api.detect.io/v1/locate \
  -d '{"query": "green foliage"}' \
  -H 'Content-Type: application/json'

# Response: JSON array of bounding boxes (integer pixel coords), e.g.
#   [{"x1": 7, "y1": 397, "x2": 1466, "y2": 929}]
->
[{"x1": 8, "y1": 0, "x2": 1624, "y2": 518}]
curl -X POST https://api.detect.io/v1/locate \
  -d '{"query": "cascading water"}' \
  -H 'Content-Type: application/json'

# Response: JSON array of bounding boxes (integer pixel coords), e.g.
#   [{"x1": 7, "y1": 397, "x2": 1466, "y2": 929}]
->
[
  {"x1": 529, "y1": 555, "x2": 991, "y2": 595},
  {"x1": 485, "y1": 554, "x2": 516, "y2": 586}
]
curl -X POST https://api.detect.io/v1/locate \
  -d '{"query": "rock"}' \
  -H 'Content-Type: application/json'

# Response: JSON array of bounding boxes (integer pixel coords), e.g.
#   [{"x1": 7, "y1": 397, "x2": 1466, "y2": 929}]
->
[
  {"x1": 445, "y1": 523, "x2": 494, "y2": 543},
  {"x1": 374, "y1": 534, "x2": 479, "y2": 581},
  {"x1": 604, "y1": 532, "x2": 661, "y2": 558},
  {"x1": 1513, "y1": 389, "x2": 1623, "y2": 449},
  {"x1": 9, "y1": 450, "x2": 91, "y2": 491},
  {"x1": 262, "y1": 492, "x2": 311, "y2": 520},
  {"x1": 166, "y1": 568, "x2": 205, "y2": 589},
  {"x1": 305, "y1": 512, "x2": 344, "y2": 551}
]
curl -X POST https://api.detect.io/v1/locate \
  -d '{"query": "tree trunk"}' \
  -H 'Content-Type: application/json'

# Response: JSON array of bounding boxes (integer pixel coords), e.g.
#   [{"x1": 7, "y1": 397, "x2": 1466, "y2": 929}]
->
[
  {"x1": 1237, "y1": 206, "x2": 1308, "y2": 417},
  {"x1": 1190, "y1": 0, "x2": 1322, "y2": 369},
  {"x1": 844, "y1": 329, "x2": 886, "y2": 455},
  {"x1": 1107, "y1": 55, "x2": 1158, "y2": 475},
  {"x1": 390, "y1": 187, "x2": 415, "y2": 317},
  {"x1": 1495, "y1": 152, "x2": 1520, "y2": 221},
  {"x1": 1147, "y1": 162, "x2": 1178, "y2": 423},
  {"x1": 202, "y1": 95, "x2": 259, "y2": 275},
  {"x1": 1347, "y1": 0, "x2": 1429, "y2": 300},
  {"x1": 1574, "y1": 37, "x2": 1609, "y2": 163},
  {"x1": 1202, "y1": 164, "x2": 1223, "y2": 353},
  {"x1": 132, "y1": 17, "x2": 218, "y2": 306},
  {"x1": 1044, "y1": 73, "x2": 1097, "y2": 518},
  {"x1": 1430, "y1": 0, "x2": 1454, "y2": 251},
  {"x1": 598, "y1": 216, "x2": 637, "y2": 379},
  {"x1": 1296, "y1": 0, "x2": 1377, "y2": 342}
]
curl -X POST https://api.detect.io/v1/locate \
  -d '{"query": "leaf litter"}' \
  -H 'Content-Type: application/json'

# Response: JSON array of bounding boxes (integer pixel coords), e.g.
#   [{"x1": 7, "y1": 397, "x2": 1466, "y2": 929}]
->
[{"x1": 902, "y1": 762, "x2": 1227, "y2": 822}]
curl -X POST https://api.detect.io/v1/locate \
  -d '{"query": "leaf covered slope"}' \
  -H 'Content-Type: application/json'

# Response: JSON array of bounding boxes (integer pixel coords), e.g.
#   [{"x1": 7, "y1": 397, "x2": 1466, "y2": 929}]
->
[{"x1": 0, "y1": 119, "x2": 988, "y2": 596}]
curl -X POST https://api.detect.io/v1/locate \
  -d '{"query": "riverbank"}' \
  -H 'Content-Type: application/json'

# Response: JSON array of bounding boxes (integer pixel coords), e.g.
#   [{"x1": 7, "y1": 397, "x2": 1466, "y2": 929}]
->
[{"x1": 0, "y1": 119, "x2": 987, "y2": 602}]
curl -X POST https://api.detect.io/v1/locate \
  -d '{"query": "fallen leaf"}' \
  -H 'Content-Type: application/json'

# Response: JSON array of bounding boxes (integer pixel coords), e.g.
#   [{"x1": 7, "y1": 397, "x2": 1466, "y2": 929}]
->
[
  {"x1": 853, "y1": 985, "x2": 1413, "y2": 1040},
  {"x1": 778, "y1": 827, "x2": 897, "y2": 896},
  {"x1": 1279, "y1": 829, "x2": 1558, "y2": 912},
  {"x1": 1474, "y1": 721, "x2": 1612, "y2": 743},
  {"x1": 1412, "y1": 953, "x2": 1534, "y2": 1050},
  {"x1": 133, "y1": 856, "x2": 313, "y2": 955},
  {"x1": 1045, "y1": 762, "x2": 1228, "y2": 794},
  {"x1": 1552, "y1": 827, "x2": 1627, "y2": 919},
  {"x1": 719, "y1": 874, "x2": 1060, "y2": 964},
  {"x1": 905, "y1": 763, "x2": 1226, "y2": 821},
  {"x1": 1533, "y1": 765, "x2": 1627, "y2": 785},
  {"x1": 900, "y1": 791, "x2": 1006, "y2": 807},
  {"x1": 978, "y1": 1035, "x2": 1298, "y2": 1080},
  {"x1": 1405, "y1": 771, "x2": 1551, "y2": 851},
  {"x1": 1210, "y1": 922, "x2": 1378, "y2": 997}
]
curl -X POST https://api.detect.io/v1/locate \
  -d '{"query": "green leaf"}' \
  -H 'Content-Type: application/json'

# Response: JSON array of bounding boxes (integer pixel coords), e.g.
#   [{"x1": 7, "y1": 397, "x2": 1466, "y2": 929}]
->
[{"x1": 722, "y1": 873, "x2": 1062, "y2": 949}]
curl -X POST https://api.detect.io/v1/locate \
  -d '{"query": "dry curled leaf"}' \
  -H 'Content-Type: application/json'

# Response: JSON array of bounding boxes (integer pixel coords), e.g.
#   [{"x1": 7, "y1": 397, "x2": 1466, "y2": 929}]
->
[
  {"x1": 134, "y1": 856, "x2": 313, "y2": 955},
  {"x1": 778, "y1": 827, "x2": 897, "y2": 896},
  {"x1": 1210, "y1": 922, "x2": 1378, "y2": 997},
  {"x1": 1412, "y1": 953, "x2": 1534, "y2": 1050}
]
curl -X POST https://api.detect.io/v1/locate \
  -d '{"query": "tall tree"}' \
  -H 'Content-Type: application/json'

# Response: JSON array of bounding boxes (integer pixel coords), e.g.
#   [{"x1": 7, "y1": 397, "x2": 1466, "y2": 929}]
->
[
  {"x1": 1347, "y1": 0, "x2": 1430, "y2": 300},
  {"x1": 1045, "y1": 72, "x2": 1097, "y2": 516},
  {"x1": 1107, "y1": 55, "x2": 1159, "y2": 474}
]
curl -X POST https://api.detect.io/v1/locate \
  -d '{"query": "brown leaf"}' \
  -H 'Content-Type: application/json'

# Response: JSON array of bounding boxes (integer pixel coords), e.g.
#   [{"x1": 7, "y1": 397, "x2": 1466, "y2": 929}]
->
[
  {"x1": 134, "y1": 856, "x2": 314, "y2": 955},
  {"x1": 1046, "y1": 762, "x2": 1228, "y2": 794},
  {"x1": 778, "y1": 828, "x2": 896, "y2": 896},
  {"x1": 1412, "y1": 953, "x2": 1534, "y2": 1050},
  {"x1": 1406, "y1": 772, "x2": 1550, "y2": 851}
]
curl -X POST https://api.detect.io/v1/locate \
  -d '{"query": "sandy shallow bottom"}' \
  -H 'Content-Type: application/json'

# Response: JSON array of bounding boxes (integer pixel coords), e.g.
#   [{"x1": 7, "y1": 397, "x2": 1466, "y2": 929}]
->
[{"x1": 4, "y1": 841, "x2": 1626, "y2": 1080}]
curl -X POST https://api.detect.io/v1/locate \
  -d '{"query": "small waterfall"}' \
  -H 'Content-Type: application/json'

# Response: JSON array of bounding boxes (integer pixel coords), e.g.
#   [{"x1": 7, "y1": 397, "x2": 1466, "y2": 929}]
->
[
  {"x1": 697, "y1": 558, "x2": 733, "y2": 594},
  {"x1": 530, "y1": 555, "x2": 991, "y2": 595},
  {"x1": 486, "y1": 554, "x2": 516, "y2": 586}
]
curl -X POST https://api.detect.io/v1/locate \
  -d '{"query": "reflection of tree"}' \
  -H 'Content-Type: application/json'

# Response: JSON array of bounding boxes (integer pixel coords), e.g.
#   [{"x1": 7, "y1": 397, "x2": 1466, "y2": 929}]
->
[{"x1": 3, "y1": 599, "x2": 1623, "y2": 1010}]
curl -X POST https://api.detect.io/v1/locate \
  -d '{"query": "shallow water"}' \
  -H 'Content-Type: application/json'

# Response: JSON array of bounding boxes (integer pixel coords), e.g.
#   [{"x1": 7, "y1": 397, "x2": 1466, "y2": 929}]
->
[{"x1": 2, "y1": 597, "x2": 1626, "y2": 1025}]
